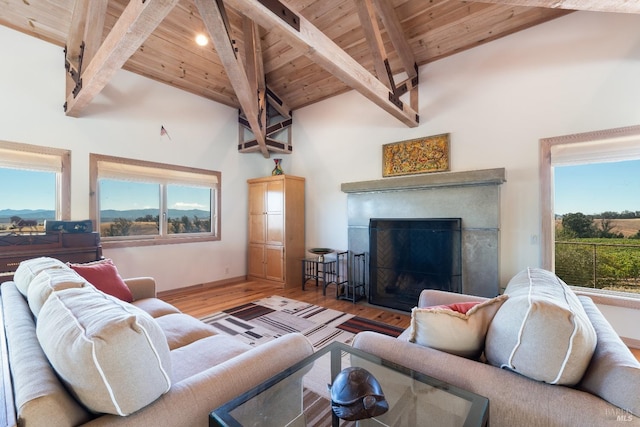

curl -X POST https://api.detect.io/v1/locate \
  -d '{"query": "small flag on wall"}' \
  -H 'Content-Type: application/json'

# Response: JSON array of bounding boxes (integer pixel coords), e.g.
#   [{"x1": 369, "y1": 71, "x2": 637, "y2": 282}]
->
[{"x1": 160, "y1": 125, "x2": 172, "y2": 141}]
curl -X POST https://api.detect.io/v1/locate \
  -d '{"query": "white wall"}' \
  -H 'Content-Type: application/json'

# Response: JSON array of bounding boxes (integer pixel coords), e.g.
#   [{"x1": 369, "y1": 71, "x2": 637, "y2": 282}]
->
[
  {"x1": 290, "y1": 11, "x2": 640, "y2": 287},
  {"x1": 2, "y1": 11, "x2": 640, "y2": 293},
  {"x1": 0, "y1": 25, "x2": 275, "y2": 292}
]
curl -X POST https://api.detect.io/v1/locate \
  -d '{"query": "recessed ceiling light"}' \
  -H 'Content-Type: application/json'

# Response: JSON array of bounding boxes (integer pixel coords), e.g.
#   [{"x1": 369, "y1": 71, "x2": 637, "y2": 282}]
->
[{"x1": 195, "y1": 33, "x2": 208, "y2": 46}]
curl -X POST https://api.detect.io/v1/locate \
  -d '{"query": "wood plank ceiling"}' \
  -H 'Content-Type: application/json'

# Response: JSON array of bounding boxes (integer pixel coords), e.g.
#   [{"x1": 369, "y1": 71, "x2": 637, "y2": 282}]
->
[{"x1": 1, "y1": 0, "x2": 637, "y2": 156}]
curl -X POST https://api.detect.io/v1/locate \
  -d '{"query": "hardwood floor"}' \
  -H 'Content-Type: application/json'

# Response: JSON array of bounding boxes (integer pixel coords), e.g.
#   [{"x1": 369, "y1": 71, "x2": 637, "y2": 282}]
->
[{"x1": 159, "y1": 279, "x2": 411, "y2": 329}]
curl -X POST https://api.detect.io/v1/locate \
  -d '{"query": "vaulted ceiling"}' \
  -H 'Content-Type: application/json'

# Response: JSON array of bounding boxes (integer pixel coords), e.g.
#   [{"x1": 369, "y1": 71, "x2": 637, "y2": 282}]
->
[{"x1": 1, "y1": 1, "x2": 637, "y2": 156}]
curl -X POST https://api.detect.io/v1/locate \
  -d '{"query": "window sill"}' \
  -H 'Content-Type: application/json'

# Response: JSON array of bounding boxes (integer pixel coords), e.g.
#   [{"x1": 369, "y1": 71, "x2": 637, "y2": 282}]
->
[
  {"x1": 101, "y1": 234, "x2": 219, "y2": 249},
  {"x1": 570, "y1": 285, "x2": 640, "y2": 310}
]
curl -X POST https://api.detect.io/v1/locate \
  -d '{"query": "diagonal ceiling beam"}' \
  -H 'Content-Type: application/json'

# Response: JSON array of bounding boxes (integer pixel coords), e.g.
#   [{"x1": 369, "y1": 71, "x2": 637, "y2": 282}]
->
[
  {"x1": 476, "y1": 0, "x2": 640, "y2": 14},
  {"x1": 355, "y1": 0, "x2": 394, "y2": 91},
  {"x1": 66, "y1": 0, "x2": 90, "y2": 98},
  {"x1": 225, "y1": 0, "x2": 419, "y2": 128},
  {"x1": 64, "y1": 0, "x2": 180, "y2": 117},
  {"x1": 81, "y1": 0, "x2": 109, "y2": 66},
  {"x1": 372, "y1": 0, "x2": 417, "y2": 80},
  {"x1": 66, "y1": 0, "x2": 108, "y2": 99},
  {"x1": 243, "y1": 17, "x2": 268, "y2": 135},
  {"x1": 195, "y1": 0, "x2": 270, "y2": 157}
]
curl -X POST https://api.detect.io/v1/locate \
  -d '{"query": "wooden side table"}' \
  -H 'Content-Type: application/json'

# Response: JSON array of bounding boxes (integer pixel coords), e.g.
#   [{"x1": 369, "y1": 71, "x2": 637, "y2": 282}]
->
[{"x1": 301, "y1": 258, "x2": 336, "y2": 295}]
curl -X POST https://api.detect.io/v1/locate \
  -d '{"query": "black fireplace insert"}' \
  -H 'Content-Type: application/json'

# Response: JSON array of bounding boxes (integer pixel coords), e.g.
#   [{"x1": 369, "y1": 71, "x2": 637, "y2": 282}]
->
[{"x1": 369, "y1": 218, "x2": 462, "y2": 312}]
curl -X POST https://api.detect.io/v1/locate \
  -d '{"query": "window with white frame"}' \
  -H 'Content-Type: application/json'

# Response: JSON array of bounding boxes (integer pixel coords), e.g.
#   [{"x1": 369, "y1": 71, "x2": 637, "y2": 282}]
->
[
  {"x1": 90, "y1": 154, "x2": 220, "y2": 246},
  {"x1": 0, "y1": 141, "x2": 70, "y2": 232}
]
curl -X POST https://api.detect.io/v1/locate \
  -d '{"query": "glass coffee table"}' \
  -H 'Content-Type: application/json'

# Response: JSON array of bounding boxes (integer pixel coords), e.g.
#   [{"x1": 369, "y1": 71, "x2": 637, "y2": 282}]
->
[{"x1": 210, "y1": 342, "x2": 488, "y2": 427}]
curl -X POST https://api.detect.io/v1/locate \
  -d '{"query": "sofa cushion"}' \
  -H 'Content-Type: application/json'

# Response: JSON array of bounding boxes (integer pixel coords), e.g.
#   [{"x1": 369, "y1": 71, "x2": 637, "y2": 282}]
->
[
  {"x1": 485, "y1": 267, "x2": 597, "y2": 385},
  {"x1": 36, "y1": 286, "x2": 172, "y2": 416},
  {"x1": 132, "y1": 297, "x2": 182, "y2": 318},
  {"x1": 409, "y1": 295, "x2": 508, "y2": 358},
  {"x1": 13, "y1": 256, "x2": 68, "y2": 296},
  {"x1": 154, "y1": 312, "x2": 218, "y2": 350},
  {"x1": 578, "y1": 296, "x2": 640, "y2": 416},
  {"x1": 170, "y1": 334, "x2": 252, "y2": 383},
  {"x1": 26, "y1": 267, "x2": 91, "y2": 317},
  {"x1": 68, "y1": 258, "x2": 133, "y2": 302}
]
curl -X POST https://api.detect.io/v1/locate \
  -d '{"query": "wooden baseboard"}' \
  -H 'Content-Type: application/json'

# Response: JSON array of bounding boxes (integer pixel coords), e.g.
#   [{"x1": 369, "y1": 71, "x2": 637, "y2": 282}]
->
[{"x1": 157, "y1": 275, "x2": 247, "y2": 298}]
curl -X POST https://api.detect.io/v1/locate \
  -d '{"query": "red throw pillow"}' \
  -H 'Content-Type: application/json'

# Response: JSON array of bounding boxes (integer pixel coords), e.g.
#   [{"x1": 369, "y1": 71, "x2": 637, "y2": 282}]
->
[
  {"x1": 431, "y1": 301, "x2": 481, "y2": 315},
  {"x1": 68, "y1": 259, "x2": 133, "y2": 303}
]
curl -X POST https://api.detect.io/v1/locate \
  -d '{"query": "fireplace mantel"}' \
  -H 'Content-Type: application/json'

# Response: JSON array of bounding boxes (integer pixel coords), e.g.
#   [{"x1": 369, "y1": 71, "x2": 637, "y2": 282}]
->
[
  {"x1": 341, "y1": 168, "x2": 506, "y2": 304},
  {"x1": 341, "y1": 168, "x2": 505, "y2": 193}
]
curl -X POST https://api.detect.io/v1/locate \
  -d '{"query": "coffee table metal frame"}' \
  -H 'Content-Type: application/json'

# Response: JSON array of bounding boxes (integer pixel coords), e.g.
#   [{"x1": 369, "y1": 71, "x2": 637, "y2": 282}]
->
[{"x1": 210, "y1": 341, "x2": 489, "y2": 427}]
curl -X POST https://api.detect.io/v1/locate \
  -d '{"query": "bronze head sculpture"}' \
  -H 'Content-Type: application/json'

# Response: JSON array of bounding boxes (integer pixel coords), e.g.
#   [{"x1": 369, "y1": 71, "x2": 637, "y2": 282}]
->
[{"x1": 329, "y1": 367, "x2": 389, "y2": 421}]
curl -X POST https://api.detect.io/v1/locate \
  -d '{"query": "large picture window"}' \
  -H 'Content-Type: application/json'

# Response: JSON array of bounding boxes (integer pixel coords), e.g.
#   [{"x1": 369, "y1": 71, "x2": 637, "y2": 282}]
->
[
  {"x1": 540, "y1": 125, "x2": 640, "y2": 295},
  {"x1": 0, "y1": 141, "x2": 70, "y2": 233},
  {"x1": 90, "y1": 154, "x2": 220, "y2": 247}
]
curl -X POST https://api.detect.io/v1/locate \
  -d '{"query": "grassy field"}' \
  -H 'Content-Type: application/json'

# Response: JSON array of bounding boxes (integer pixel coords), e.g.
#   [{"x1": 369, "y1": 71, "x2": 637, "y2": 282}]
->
[
  {"x1": 100, "y1": 221, "x2": 159, "y2": 236},
  {"x1": 556, "y1": 218, "x2": 640, "y2": 238},
  {"x1": 607, "y1": 219, "x2": 640, "y2": 237}
]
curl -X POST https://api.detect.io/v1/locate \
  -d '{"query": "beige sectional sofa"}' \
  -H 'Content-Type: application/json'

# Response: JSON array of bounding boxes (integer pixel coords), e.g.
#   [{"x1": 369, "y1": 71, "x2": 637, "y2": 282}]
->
[
  {"x1": 0, "y1": 257, "x2": 314, "y2": 427},
  {"x1": 353, "y1": 267, "x2": 640, "y2": 426}
]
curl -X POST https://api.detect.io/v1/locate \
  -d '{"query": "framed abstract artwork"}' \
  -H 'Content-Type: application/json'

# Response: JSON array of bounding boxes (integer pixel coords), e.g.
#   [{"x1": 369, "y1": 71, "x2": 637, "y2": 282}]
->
[{"x1": 382, "y1": 133, "x2": 450, "y2": 177}]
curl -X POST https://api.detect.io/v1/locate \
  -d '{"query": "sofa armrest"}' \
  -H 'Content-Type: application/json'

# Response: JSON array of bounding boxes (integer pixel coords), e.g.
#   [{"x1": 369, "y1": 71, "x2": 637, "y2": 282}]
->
[
  {"x1": 417, "y1": 289, "x2": 489, "y2": 308},
  {"x1": 82, "y1": 332, "x2": 314, "y2": 427},
  {"x1": 352, "y1": 331, "x2": 637, "y2": 426},
  {"x1": 123, "y1": 277, "x2": 156, "y2": 300}
]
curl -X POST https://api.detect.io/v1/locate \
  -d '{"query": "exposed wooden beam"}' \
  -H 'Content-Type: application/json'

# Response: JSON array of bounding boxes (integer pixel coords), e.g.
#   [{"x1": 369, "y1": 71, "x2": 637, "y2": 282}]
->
[
  {"x1": 243, "y1": 17, "x2": 268, "y2": 135},
  {"x1": 370, "y1": 0, "x2": 419, "y2": 111},
  {"x1": 196, "y1": 0, "x2": 270, "y2": 157},
  {"x1": 225, "y1": 0, "x2": 419, "y2": 127},
  {"x1": 355, "y1": 0, "x2": 394, "y2": 91},
  {"x1": 66, "y1": 0, "x2": 90, "y2": 98},
  {"x1": 372, "y1": 0, "x2": 417, "y2": 80},
  {"x1": 64, "y1": 0, "x2": 180, "y2": 117},
  {"x1": 66, "y1": 0, "x2": 108, "y2": 100},
  {"x1": 266, "y1": 87, "x2": 292, "y2": 119},
  {"x1": 476, "y1": 0, "x2": 640, "y2": 14},
  {"x1": 81, "y1": 0, "x2": 108, "y2": 66}
]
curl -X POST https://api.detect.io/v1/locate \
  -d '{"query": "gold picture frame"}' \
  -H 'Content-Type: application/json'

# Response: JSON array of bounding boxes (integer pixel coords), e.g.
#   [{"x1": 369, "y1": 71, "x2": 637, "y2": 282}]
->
[{"x1": 382, "y1": 133, "x2": 450, "y2": 177}]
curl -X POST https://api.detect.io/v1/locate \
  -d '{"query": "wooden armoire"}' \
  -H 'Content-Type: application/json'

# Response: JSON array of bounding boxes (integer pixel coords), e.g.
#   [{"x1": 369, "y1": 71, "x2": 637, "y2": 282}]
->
[{"x1": 247, "y1": 175, "x2": 305, "y2": 288}]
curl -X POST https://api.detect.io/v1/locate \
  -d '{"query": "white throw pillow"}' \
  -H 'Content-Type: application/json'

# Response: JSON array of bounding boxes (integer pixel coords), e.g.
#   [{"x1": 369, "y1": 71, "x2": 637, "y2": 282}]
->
[
  {"x1": 37, "y1": 286, "x2": 172, "y2": 415},
  {"x1": 409, "y1": 295, "x2": 508, "y2": 358},
  {"x1": 13, "y1": 257, "x2": 68, "y2": 296},
  {"x1": 485, "y1": 267, "x2": 597, "y2": 385},
  {"x1": 27, "y1": 268, "x2": 91, "y2": 317}
]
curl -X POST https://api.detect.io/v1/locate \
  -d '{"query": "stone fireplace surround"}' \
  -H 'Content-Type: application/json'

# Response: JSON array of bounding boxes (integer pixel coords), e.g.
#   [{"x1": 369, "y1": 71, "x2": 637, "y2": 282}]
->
[{"x1": 341, "y1": 168, "x2": 506, "y2": 303}]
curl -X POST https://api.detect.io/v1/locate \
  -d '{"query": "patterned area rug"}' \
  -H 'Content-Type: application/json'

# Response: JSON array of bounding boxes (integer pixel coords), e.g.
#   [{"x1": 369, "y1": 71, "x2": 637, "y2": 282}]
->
[{"x1": 200, "y1": 296, "x2": 404, "y2": 350}]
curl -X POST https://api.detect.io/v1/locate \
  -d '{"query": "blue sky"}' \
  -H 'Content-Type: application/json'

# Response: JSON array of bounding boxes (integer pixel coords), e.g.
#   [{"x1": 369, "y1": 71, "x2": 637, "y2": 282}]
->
[
  {"x1": 554, "y1": 159, "x2": 640, "y2": 215},
  {"x1": 99, "y1": 180, "x2": 210, "y2": 211},
  {"x1": 0, "y1": 169, "x2": 209, "y2": 212},
  {"x1": 2, "y1": 160, "x2": 638, "y2": 215},
  {"x1": 0, "y1": 168, "x2": 55, "y2": 210}
]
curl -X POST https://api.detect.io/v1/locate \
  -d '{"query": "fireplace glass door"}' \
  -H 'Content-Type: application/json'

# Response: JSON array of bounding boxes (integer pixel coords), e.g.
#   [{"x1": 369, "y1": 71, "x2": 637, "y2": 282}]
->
[{"x1": 369, "y1": 218, "x2": 462, "y2": 312}]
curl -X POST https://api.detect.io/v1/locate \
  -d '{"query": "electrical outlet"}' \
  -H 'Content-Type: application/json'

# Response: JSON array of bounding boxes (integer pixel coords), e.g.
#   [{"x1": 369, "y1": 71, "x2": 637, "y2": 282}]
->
[{"x1": 224, "y1": 266, "x2": 229, "y2": 275}]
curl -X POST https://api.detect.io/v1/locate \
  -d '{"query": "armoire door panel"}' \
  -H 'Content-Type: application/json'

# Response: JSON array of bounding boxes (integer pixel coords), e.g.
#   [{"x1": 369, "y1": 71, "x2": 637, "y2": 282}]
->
[
  {"x1": 266, "y1": 213, "x2": 284, "y2": 244},
  {"x1": 249, "y1": 214, "x2": 266, "y2": 243},
  {"x1": 247, "y1": 244, "x2": 265, "y2": 277},
  {"x1": 248, "y1": 182, "x2": 266, "y2": 214},
  {"x1": 266, "y1": 180, "x2": 284, "y2": 214},
  {"x1": 265, "y1": 245, "x2": 284, "y2": 281}
]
